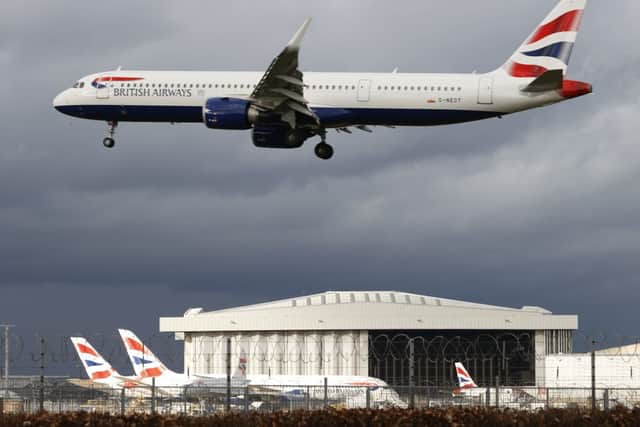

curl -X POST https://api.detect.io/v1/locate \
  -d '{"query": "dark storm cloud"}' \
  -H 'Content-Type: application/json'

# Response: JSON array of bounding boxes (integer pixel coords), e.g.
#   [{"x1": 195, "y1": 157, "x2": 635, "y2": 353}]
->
[{"x1": 1, "y1": 1, "x2": 639, "y2": 374}]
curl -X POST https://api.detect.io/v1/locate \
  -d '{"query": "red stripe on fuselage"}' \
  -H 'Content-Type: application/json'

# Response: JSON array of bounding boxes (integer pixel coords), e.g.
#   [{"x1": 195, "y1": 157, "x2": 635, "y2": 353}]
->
[
  {"x1": 96, "y1": 77, "x2": 144, "y2": 82},
  {"x1": 528, "y1": 10, "x2": 583, "y2": 44}
]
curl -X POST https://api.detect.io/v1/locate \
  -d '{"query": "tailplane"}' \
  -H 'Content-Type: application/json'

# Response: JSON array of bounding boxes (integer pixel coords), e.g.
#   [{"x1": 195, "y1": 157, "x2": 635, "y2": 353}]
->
[
  {"x1": 501, "y1": 0, "x2": 587, "y2": 78},
  {"x1": 118, "y1": 329, "x2": 173, "y2": 378}
]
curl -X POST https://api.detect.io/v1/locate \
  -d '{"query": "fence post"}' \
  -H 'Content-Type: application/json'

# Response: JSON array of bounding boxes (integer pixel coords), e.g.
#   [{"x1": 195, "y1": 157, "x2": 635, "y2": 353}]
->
[
  {"x1": 0, "y1": 397, "x2": 4, "y2": 416},
  {"x1": 366, "y1": 387, "x2": 371, "y2": 409},
  {"x1": 39, "y1": 337, "x2": 44, "y2": 412},
  {"x1": 495, "y1": 375, "x2": 500, "y2": 408},
  {"x1": 244, "y1": 386, "x2": 249, "y2": 413},
  {"x1": 151, "y1": 377, "x2": 156, "y2": 414},
  {"x1": 603, "y1": 389, "x2": 609, "y2": 411},
  {"x1": 409, "y1": 339, "x2": 415, "y2": 409},
  {"x1": 486, "y1": 386, "x2": 491, "y2": 407},
  {"x1": 226, "y1": 338, "x2": 231, "y2": 413},
  {"x1": 305, "y1": 386, "x2": 310, "y2": 411},
  {"x1": 546, "y1": 388, "x2": 550, "y2": 409},
  {"x1": 323, "y1": 377, "x2": 328, "y2": 409},
  {"x1": 182, "y1": 386, "x2": 187, "y2": 415},
  {"x1": 120, "y1": 387, "x2": 125, "y2": 416},
  {"x1": 591, "y1": 343, "x2": 596, "y2": 412}
]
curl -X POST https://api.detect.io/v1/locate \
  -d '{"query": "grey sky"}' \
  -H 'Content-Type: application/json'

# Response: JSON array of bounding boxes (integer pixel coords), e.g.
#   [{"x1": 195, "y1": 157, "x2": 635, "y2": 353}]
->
[{"x1": 1, "y1": 1, "x2": 639, "y2": 375}]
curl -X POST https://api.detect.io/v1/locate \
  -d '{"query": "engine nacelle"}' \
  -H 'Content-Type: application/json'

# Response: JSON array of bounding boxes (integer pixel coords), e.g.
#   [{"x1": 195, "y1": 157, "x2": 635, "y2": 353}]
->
[
  {"x1": 203, "y1": 98, "x2": 253, "y2": 130},
  {"x1": 252, "y1": 123, "x2": 312, "y2": 149}
]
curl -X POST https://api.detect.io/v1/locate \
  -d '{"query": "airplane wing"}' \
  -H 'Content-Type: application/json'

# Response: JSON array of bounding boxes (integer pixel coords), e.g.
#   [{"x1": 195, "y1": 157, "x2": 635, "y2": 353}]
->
[
  {"x1": 67, "y1": 378, "x2": 117, "y2": 393},
  {"x1": 250, "y1": 18, "x2": 319, "y2": 129}
]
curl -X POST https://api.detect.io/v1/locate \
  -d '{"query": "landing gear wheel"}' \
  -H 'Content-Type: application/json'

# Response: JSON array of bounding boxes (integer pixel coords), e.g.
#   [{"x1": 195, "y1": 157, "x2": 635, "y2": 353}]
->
[
  {"x1": 314, "y1": 142, "x2": 334, "y2": 160},
  {"x1": 103, "y1": 121, "x2": 118, "y2": 149}
]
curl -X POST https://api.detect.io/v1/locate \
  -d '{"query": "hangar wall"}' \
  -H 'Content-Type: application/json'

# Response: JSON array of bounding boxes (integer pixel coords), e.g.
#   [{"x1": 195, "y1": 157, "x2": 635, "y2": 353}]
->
[{"x1": 183, "y1": 331, "x2": 369, "y2": 377}]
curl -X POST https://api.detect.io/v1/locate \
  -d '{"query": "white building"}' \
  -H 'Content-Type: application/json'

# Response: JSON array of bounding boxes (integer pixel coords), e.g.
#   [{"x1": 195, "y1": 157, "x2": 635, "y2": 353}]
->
[
  {"x1": 159, "y1": 291, "x2": 578, "y2": 387},
  {"x1": 545, "y1": 344, "x2": 640, "y2": 388}
]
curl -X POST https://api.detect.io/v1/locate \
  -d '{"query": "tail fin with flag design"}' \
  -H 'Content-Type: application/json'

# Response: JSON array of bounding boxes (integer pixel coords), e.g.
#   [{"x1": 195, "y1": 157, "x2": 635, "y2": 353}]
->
[
  {"x1": 502, "y1": 0, "x2": 587, "y2": 78},
  {"x1": 70, "y1": 337, "x2": 120, "y2": 384},
  {"x1": 118, "y1": 329, "x2": 172, "y2": 378},
  {"x1": 454, "y1": 362, "x2": 478, "y2": 389}
]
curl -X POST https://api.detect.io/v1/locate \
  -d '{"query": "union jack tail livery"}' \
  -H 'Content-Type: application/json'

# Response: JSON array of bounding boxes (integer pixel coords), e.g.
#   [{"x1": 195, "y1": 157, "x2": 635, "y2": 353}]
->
[
  {"x1": 502, "y1": 0, "x2": 587, "y2": 78},
  {"x1": 118, "y1": 329, "x2": 172, "y2": 379},
  {"x1": 70, "y1": 337, "x2": 119, "y2": 384},
  {"x1": 234, "y1": 349, "x2": 248, "y2": 379},
  {"x1": 454, "y1": 362, "x2": 478, "y2": 389}
]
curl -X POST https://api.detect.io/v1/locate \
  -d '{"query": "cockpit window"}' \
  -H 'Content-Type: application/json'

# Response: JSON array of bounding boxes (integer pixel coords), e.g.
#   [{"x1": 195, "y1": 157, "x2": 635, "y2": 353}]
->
[{"x1": 72, "y1": 82, "x2": 85, "y2": 88}]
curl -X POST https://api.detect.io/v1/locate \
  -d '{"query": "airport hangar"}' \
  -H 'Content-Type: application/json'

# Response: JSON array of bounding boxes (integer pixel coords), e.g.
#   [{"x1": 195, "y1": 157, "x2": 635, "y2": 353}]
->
[{"x1": 160, "y1": 291, "x2": 577, "y2": 387}]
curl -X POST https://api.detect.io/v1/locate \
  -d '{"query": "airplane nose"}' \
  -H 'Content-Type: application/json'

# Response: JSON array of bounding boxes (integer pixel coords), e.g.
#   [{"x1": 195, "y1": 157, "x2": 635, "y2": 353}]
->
[{"x1": 53, "y1": 91, "x2": 69, "y2": 110}]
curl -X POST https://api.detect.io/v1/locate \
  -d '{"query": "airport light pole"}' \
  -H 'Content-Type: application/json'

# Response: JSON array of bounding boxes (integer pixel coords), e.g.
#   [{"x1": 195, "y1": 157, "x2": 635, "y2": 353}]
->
[{"x1": 1, "y1": 324, "x2": 15, "y2": 390}]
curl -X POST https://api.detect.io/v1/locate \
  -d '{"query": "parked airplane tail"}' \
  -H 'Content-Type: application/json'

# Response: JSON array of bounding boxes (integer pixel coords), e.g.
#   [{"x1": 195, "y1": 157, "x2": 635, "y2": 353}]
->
[
  {"x1": 118, "y1": 329, "x2": 173, "y2": 378},
  {"x1": 501, "y1": 0, "x2": 587, "y2": 78},
  {"x1": 454, "y1": 362, "x2": 478, "y2": 389},
  {"x1": 70, "y1": 337, "x2": 119, "y2": 383},
  {"x1": 233, "y1": 349, "x2": 248, "y2": 379}
]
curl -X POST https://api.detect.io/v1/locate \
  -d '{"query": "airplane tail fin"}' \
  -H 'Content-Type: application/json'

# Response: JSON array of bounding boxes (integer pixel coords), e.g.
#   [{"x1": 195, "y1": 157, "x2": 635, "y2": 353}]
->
[
  {"x1": 501, "y1": 0, "x2": 587, "y2": 78},
  {"x1": 454, "y1": 362, "x2": 478, "y2": 389},
  {"x1": 70, "y1": 337, "x2": 119, "y2": 384},
  {"x1": 118, "y1": 329, "x2": 172, "y2": 378},
  {"x1": 232, "y1": 349, "x2": 248, "y2": 379}
]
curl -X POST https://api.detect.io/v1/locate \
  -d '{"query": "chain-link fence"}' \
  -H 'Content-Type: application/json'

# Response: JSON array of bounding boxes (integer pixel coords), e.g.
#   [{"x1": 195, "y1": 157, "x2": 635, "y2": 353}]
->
[{"x1": 2, "y1": 379, "x2": 640, "y2": 415}]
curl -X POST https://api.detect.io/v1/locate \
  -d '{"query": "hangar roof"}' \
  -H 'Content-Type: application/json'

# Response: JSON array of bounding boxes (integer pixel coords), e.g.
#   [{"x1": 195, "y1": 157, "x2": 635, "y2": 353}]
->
[{"x1": 159, "y1": 291, "x2": 578, "y2": 333}]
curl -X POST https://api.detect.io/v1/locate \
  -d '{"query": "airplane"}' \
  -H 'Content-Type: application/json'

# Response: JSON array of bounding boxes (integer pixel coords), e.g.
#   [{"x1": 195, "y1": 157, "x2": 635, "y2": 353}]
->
[
  {"x1": 69, "y1": 337, "x2": 142, "y2": 392},
  {"x1": 52, "y1": 0, "x2": 591, "y2": 160},
  {"x1": 241, "y1": 373, "x2": 407, "y2": 409},
  {"x1": 452, "y1": 362, "x2": 538, "y2": 407},
  {"x1": 117, "y1": 329, "x2": 248, "y2": 393},
  {"x1": 120, "y1": 329, "x2": 405, "y2": 408}
]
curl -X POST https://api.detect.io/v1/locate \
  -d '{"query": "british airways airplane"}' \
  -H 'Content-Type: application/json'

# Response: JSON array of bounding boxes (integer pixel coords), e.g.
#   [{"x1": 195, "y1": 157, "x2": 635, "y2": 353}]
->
[{"x1": 53, "y1": 0, "x2": 591, "y2": 160}]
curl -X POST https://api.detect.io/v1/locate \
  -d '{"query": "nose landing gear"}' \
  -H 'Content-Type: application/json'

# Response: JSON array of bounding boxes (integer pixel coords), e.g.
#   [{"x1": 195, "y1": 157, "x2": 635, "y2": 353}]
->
[
  {"x1": 314, "y1": 130, "x2": 334, "y2": 160},
  {"x1": 103, "y1": 121, "x2": 118, "y2": 149}
]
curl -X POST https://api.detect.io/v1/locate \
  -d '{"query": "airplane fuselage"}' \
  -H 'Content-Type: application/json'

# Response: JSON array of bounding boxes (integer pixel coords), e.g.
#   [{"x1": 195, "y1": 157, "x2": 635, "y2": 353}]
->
[{"x1": 54, "y1": 70, "x2": 577, "y2": 128}]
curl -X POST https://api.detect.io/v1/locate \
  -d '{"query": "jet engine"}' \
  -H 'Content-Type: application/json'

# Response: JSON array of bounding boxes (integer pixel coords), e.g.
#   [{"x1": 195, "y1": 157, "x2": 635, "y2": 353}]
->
[{"x1": 203, "y1": 97, "x2": 259, "y2": 130}]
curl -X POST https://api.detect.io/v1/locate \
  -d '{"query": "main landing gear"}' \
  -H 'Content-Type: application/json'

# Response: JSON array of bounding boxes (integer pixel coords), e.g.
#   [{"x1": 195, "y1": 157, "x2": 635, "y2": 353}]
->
[
  {"x1": 103, "y1": 121, "x2": 118, "y2": 148},
  {"x1": 314, "y1": 131, "x2": 334, "y2": 160}
]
